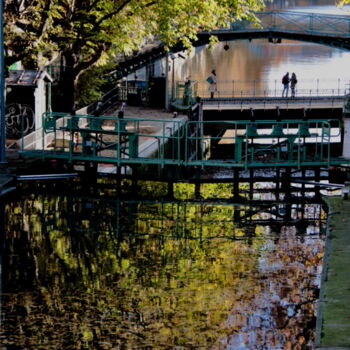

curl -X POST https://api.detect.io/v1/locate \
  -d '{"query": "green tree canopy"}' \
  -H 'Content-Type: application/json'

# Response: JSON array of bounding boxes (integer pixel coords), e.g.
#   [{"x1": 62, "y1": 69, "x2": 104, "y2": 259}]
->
[{"x1": 4, "y1": 0, "x2": 264, "y2": 111}]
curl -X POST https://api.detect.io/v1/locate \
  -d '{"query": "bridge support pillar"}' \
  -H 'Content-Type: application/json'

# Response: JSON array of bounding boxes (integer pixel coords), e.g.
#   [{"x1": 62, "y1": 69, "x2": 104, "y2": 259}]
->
[{"x1": 342, "y1": 118, "x2": 350, "y2": 159}]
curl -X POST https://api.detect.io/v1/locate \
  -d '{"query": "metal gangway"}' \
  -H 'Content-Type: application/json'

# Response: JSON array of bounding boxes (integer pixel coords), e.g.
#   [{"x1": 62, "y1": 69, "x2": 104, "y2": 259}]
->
[{"x1": 19, "y1": 112, "x2": 346, "y2": 170}]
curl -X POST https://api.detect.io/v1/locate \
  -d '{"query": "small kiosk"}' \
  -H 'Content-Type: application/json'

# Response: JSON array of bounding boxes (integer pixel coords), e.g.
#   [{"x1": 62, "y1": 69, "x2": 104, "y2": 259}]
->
[{"x1": 5, "y1": 69, "x2": 53, "y2": 141}]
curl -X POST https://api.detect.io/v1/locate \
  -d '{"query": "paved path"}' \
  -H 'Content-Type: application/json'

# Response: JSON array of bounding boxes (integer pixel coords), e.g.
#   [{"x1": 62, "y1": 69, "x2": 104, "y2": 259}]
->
[{"x1": 316, "y1": 196, "x2": 350, "y2": 348}]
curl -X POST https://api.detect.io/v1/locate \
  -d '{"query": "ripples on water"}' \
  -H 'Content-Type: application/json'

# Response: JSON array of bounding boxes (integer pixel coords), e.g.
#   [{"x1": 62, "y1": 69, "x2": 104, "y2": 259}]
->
[{"x1": 1, "y1": 178, "x2": 326, "y2": 349}]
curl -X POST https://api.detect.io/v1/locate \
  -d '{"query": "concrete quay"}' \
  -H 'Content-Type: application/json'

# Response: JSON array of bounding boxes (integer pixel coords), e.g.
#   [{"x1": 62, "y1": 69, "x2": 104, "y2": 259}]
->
[{"x1": 316, "y1": 195, "x2": 350, "y2": 349}]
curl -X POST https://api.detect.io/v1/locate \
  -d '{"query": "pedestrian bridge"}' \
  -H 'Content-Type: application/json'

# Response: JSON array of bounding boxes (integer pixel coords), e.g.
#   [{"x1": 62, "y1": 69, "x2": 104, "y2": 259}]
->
[
  {"x1": 201, "y1": 96, "x2": 346, "y2": 111},
  {"x1": 113, "y1": 11, "x2": 350, "y2": 80},
  {"x1": 200, "y1": 11, "x2": 350, "y2": 50},
  {"x1": 172, "y1": 80, "x2": 348, "y2": 118}
]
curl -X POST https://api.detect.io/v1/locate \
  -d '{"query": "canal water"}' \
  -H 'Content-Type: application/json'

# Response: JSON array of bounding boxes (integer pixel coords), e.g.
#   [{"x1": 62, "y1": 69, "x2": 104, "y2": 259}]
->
[{"x1": 1, "y1": 177, "x2": 326, "y2": 349}]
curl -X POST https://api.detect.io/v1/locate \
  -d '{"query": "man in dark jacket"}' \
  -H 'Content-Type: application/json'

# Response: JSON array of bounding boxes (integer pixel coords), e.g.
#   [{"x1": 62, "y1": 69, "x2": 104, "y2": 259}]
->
[{"x1": 282, "y1": 72, "x2": 290, "y2": 98}]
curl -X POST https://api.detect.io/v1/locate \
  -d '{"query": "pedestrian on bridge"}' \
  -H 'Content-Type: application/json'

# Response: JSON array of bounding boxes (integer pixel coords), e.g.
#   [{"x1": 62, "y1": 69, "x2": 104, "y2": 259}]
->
[
  {"x1": 290, "y1": 73, "x2": 298, "y2": 98},
  {"x1": 207, "y1": 69, "x2": 217, "y2": 99},
  {"x1": 282, "y1": 72, "x2": 290, "y2": 98}
]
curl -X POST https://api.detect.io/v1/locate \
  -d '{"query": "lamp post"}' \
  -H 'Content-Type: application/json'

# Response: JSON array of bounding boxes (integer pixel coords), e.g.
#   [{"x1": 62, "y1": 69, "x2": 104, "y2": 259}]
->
[
  {"x1": 170, "y1": 54, "x2": 176, "y2": 101},
  {"x1": 0, "y1": 0, "x2": 6, "y2": 164},
  {"x1": 170, "y1": 53, "x2": 186, "y2": 102}
]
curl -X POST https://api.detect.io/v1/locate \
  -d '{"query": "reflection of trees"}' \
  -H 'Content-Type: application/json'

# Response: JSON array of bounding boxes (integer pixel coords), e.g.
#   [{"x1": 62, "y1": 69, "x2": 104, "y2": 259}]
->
[
  {"x1": 2, "y1": 181, "x2": 325, "y2": 349},
  {"x1": 216, "y1": 226, "x2": 323, "y2": 350}
]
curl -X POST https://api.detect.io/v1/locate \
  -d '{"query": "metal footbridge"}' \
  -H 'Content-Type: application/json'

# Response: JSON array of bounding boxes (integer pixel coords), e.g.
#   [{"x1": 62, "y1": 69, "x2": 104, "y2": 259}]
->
[
  {"x1": 201, "y1": 96, "x2": 346, "y2": 111},
  {"x1": 112, "y1": 11, "x2": 350, "y2": 80},
  {"x1": 206, "y1": 10, "x2": 350, "y2": 50},
  {"x1": 19, "y1": 111, "x2": 346, "y2": 170}
]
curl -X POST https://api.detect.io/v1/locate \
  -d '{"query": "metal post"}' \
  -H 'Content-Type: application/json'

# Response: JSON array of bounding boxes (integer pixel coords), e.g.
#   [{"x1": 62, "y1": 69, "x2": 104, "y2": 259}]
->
[
  {"x1": 309, "y1": 14, "x2": 314, "y2": 32},
  {"x1": 0, "y1": 0, "x2": 6, "y2": 163},
  {"x1": 47, "y1": 66, "x2": 52, "y2": 113},
  {"x1": 165, "y1": 53, "x2": 169, "y2": 111},
  {"x1": 171, "y1": 55, "x2": 175, "y2": 101}
]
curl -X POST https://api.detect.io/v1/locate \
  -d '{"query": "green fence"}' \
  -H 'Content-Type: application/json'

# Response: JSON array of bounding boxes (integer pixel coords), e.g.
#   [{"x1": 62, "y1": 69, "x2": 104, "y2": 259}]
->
[
  {"x1": 20, "y1": 113, "x2": 345, "y2": 169},
  {"x1": 185, "y1": 119, "x2": 342, "y2": 169}
]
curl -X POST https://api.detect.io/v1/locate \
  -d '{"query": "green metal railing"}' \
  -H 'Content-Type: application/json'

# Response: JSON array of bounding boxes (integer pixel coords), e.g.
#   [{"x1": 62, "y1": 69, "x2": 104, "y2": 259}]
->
[
  {"x1": 185, "y1": 119, "x2": 342, "y2": 169},
  {"x1": 176, "y1": 78, "x2": 350, "y2": 99},
  {"x1": 20, "y1": 113, "x2": 344, "y2": 169},
  {"x1": 37, "y1": 112, "x2": 185, "y2": 166},
  {"x1": 228, "y1": 11, "x2": 350, "y2": 37}
]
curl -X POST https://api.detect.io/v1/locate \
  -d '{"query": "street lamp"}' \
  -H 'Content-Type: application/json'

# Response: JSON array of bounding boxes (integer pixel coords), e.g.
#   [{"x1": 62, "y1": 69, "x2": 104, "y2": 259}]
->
[
  {"x1": 170, "y1": 53, "x2": 186, "y2": 101},
  {"x1": 0, "y1": 0, "x2": 6, "y2": 164}
]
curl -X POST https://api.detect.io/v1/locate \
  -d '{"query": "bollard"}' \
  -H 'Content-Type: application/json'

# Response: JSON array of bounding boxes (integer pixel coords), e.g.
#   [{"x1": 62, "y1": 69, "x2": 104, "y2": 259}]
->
[{"x1": 342, "y1": 181, "x2": 350, "y2": 200}]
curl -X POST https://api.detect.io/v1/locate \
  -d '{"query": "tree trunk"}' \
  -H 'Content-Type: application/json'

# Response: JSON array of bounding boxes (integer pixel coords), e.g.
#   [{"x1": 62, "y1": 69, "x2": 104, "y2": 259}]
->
[
  {"x1": 56, "y1": 52, "x2": 79, "y2": 113},
  {"x1": 58, "y1": 71, "x2": 78, "y2": 112}
]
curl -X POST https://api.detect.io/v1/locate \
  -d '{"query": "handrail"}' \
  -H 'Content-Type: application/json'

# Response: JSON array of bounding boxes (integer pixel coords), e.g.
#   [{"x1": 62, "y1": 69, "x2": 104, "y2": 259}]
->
[
  {"x1": 42, "y1": 112, "x2": 186, "y2": 139},
  {"x1": 21, "y1": 115, "x2": 344, "y2": 168},
  {"x1": 225, "y1": 10, "x2": 350, "y2": 37}
]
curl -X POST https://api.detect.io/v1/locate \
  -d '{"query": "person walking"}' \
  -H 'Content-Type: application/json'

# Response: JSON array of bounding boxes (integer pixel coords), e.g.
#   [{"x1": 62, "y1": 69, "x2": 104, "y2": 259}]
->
[
  {"x1": 207, "y1": 69, "x2": 217, "y2": 99},
  {"x1": 282, "y1": 72, "x2": 290, "y2": 98},
  {"x1": 290, "y1": 73, "x2": 297, "y2": 98}
]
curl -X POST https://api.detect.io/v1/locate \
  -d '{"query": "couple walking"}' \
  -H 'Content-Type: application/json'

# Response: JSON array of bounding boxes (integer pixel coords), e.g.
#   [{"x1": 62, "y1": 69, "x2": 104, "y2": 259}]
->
[{"x1": 282, "y1": 72, "x2": 297, "y2": 98}]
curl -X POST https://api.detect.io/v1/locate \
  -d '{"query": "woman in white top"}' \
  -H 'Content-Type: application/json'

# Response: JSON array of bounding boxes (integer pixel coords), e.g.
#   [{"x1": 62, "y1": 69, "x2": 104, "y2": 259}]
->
[{"x1": 208, "y1": 69, "x2": 217, "y2": 99}]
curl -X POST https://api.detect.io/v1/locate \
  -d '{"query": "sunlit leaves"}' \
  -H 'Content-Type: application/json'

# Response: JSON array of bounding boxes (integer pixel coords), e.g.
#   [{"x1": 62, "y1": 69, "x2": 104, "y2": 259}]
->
[{"x1": 5, "y1": 0, "x2": 264, "y2": 68}]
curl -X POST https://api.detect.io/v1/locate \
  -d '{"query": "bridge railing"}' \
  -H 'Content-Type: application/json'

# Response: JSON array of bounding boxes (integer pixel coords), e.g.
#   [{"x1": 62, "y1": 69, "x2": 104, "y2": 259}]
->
[
  {"x1": 228, "y1": 11, "x2": 350, "y2": 37},
  {"x1": 196, "y1": 87, "x2": 349, "y2": 99},
  {"x1": 21, "y1": 114, "x2": 343, "y2": 168},
  {"x1": 177, "y1": 78, "x2": 350, "y2": 99},
  {"x1": 25, "y1": 112, "x2": 186, "y2": 166},
  {"x1": 185, "y1": 119, "x2": 341, "y2": 168}
]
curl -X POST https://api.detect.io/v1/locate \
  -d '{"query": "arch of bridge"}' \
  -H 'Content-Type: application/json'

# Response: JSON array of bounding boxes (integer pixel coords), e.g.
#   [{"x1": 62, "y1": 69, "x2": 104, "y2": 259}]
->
[{"x1": 114, "y1": 11, "x2": 350, "y2": 79}]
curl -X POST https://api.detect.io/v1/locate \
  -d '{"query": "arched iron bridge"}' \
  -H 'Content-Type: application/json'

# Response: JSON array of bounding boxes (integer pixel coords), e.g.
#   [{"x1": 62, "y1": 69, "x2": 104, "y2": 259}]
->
[
  {"x1": 112, "y1": 11, "x2": 350, "y2": 80},
  {"x1": 208, "y1": 11, "x2": 350, "y2": 50}
]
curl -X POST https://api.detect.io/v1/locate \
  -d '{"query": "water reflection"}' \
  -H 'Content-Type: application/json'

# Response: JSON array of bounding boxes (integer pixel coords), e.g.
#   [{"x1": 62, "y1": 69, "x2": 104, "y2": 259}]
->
[
  {"x1": 178, "y1": 39, "x2": 350, "y2": 97},
  {"x1": 175, "y1": 0, "x2": 350, "y2": 96},
  {"x1": 1, "y1": 180, "x2": 325, "y2": 349},
  {"x1": 266, "y1": 0, "x2": 350, "y2": 14}
]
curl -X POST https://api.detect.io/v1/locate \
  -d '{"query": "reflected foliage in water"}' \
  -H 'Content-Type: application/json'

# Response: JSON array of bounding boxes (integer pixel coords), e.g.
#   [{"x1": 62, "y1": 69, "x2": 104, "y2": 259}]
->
[{"x1": 1, "y1": 180, "x2": 325, "y2": 349}]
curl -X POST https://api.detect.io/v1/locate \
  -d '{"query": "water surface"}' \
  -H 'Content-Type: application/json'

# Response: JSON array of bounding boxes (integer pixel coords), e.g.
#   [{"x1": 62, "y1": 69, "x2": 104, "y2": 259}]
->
[{"x1": 1, "y1": 180, "x2": 326, "y2": 349}]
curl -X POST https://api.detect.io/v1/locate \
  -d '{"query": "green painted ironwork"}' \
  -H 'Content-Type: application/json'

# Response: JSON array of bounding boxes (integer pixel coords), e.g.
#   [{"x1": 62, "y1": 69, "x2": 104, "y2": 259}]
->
[
  {"x1": 228, "y1": 11, "x2": 350, "y2": 38},
  {"x1": 20, "y1": 113, "x2": 346, "y2": 169},
  {"x1": 171, "y1": 80, "x2": 198, "y2": 110},
  {"x1": 186, "y1": 119, "x2": 343, "y2": 168},
  {"x1": 36, "y1": 112, "x2": 185, "y2": 166}
]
